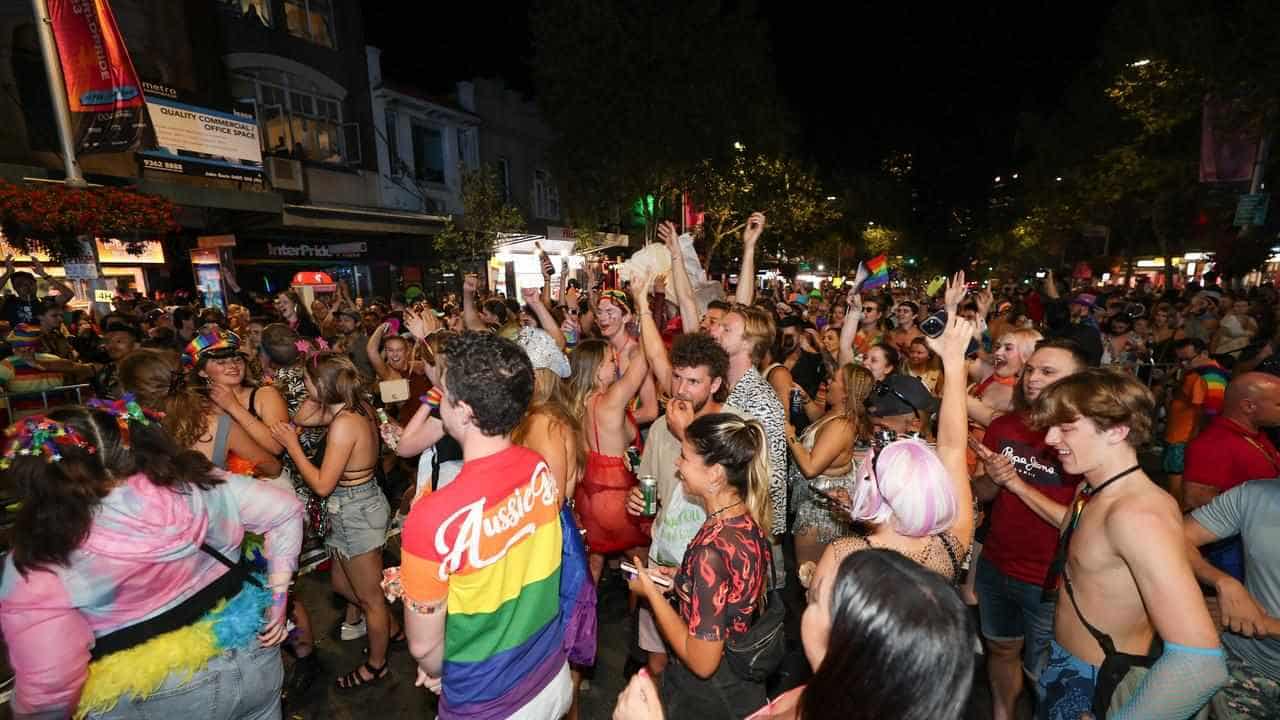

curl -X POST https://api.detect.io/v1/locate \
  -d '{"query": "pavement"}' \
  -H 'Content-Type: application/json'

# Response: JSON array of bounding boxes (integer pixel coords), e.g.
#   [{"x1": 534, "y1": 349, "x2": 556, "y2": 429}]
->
[{"x1": 286, "y1": 538, "x2": 1019, "y2": 720}]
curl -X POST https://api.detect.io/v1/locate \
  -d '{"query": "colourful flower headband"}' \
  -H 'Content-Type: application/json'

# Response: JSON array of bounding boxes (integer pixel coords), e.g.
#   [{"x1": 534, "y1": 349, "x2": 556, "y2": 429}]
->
[
  {"x1": 88, "y1": 393, "x2": 164, "y2": 448},
  {"x1": 0, "y1": 416, "x2": 96, "y2": 470}
]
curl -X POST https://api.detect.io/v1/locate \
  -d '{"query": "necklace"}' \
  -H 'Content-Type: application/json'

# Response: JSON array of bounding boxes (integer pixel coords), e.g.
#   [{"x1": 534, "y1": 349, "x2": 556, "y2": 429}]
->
[
  {"x1": 709, "y1": 500, "x2": 743, "y2": 519},
  {"x1": 1082, "y1": 464, "x2": 1142, "y2": 498}
]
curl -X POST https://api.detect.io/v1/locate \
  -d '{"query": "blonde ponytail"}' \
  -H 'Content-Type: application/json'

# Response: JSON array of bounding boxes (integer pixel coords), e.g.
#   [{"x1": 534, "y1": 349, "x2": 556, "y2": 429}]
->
[
  {"x1": 743, "y1": 420, "x2": 773, "y2": 536},
  {"x1": 685, "y1": 413, "x2": 773, "y2": 536}
]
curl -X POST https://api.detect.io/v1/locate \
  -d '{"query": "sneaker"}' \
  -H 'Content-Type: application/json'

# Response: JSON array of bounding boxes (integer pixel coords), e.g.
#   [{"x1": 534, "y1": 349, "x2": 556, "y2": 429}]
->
[{"x1": 340, "y1": 617, "x2": 368, "y2": 641}]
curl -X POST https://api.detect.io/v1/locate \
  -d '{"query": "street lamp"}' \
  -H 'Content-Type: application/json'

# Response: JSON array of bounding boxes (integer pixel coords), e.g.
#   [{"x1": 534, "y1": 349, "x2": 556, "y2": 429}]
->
[{"x1": 732, "y1": 141, "x2": 746, "y2": 151}]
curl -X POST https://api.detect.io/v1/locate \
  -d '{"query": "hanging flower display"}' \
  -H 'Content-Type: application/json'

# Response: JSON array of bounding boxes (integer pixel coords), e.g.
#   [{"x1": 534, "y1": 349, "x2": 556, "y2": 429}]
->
[{"x1": 0, "y1": 181, "x2": 180, "y2": 263}]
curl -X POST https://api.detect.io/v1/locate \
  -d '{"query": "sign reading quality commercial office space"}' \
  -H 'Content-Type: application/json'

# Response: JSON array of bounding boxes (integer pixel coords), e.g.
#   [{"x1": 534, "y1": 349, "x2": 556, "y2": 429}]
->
[{"x1": 139, "y1": 96, "x2": 264, "y2": 184}]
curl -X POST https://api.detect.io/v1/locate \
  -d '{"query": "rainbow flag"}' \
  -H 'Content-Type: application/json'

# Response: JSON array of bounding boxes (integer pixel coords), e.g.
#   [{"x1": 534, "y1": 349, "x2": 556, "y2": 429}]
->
[
  {"x1": 862, "y1": 254, "x2": 890, "y2": 290},
  {"x1": 400, "y1": 446, "x2": 566, "y2": 719}
]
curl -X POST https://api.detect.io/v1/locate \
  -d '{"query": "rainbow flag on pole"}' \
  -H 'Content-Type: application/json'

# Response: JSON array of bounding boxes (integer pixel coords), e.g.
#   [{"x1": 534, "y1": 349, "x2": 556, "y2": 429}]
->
[{"x1": 861, "y1": 254, "x2": 890, "y2": 290}]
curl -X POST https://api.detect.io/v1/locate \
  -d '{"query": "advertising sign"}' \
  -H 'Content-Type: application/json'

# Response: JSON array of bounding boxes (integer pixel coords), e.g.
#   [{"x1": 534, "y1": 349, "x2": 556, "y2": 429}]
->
[
  {"x1": 47, "y1": 0, "x2": 147, "y2": 154},
  {"x1": 138, "y1": 95, "x2": 264, "y2": 183}
]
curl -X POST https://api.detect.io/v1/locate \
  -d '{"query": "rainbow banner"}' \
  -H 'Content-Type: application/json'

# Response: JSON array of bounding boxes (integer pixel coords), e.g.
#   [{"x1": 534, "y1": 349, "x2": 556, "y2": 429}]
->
[{"x1": 861, "y1": 254, "x2": 890, "y2": 290}]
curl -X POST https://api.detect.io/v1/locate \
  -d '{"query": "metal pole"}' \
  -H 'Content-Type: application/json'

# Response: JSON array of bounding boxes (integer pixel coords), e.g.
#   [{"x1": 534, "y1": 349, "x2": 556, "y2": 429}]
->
[{"x1": 30, "y1": 0, "x2": 86, "y2": 187}]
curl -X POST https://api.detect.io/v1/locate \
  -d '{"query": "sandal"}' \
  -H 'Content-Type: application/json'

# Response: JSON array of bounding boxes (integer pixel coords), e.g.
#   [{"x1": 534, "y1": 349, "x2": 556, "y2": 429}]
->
[{"x1": 336, "y1": 661, "x2": 390, "y2": 691}]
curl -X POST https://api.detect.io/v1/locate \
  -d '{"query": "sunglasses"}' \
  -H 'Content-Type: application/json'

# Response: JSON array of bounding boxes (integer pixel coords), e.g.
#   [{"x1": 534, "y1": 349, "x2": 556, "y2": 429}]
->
[{"x1": 874, "y1": 381, "x2": 918, "y2": 412}]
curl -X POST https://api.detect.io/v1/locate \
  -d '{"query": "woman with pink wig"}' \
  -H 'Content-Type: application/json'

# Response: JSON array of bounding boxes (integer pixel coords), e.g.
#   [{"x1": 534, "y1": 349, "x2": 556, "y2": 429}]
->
[{"x1": 804, "y1": 273, "x2": 977, "y2": 588}]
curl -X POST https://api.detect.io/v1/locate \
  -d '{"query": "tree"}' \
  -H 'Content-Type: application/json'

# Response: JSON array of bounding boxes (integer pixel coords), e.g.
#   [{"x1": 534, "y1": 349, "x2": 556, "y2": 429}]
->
[
  {"x1": 690, "y1": 151, "x2": 839, "y2": 269},
  {"x1": 433, "y1": 165, "x2": 526, "y2": 273},
  {"x1": 532, "y1": 0, "x2": 789, "y2": 241}
]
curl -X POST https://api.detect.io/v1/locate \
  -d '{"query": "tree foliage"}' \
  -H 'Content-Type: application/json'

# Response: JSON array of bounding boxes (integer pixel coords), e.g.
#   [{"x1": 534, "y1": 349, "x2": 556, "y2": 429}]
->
[
  {"x1": 433, "y1": 165, "x2": 526, "y2": 272},
  {"x1": 690, "y1": 151, "x2": 839, "y2": 268},
  {"x1": 531, "y1": 0, "x2": 789, "y2": 240}
]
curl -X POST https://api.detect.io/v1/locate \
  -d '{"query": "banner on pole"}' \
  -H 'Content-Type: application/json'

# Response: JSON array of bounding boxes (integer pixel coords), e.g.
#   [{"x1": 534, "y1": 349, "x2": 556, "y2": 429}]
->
[{"x1": 47, "y1": 0, "x2": 147, "y2": 154}]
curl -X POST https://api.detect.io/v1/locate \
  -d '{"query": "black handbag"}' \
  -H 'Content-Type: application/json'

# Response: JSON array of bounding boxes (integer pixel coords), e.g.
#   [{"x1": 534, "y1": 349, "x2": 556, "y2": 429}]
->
[{"x1": 723, "y1": 551, "x2": 787, "y2": 683}]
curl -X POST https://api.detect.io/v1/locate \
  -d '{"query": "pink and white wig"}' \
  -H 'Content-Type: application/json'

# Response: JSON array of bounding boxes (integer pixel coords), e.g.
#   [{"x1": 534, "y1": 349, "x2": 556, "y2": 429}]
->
[{"x1": 847, "y1": 438, "x2": 957, "y2": 537}]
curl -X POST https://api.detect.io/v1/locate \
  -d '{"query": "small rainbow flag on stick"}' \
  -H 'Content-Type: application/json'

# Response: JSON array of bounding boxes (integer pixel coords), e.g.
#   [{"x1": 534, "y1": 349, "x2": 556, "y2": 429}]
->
[{"x1": 860, "y1": 254, "x2": 890, "y2": 290}]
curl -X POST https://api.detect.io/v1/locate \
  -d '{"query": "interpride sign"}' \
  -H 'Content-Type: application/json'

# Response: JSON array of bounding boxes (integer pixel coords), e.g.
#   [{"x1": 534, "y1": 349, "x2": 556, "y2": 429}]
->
[{"x1": 267, "y1": 242, "x2": 367, "y2": 258}]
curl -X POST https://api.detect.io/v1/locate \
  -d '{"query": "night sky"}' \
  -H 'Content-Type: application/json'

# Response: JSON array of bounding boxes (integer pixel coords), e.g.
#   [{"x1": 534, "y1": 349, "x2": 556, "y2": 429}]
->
[{"x1": 363, "y1": 1, "x2": 1118, "y2": 208}]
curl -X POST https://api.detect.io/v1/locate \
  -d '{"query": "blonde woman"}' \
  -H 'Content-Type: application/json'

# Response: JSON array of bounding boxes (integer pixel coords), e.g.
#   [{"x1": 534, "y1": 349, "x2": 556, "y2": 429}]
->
[
  {"x1": 786, "y1": 363, "x2": 875, "y2": 568},
  {"x1": 564, "y1": 338, "x2": 651, "y2": 581},
  {"x1": 512, "y1": 327, "x2": 583, "y2": 502}
]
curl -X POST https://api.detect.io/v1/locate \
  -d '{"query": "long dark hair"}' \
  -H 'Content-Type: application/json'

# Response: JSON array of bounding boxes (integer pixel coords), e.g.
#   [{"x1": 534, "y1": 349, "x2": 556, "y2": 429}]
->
[
  {"x1": 6, "y1": 407, "x2": 222, "y2": 576},
  {"x1": 800, "y1": 549, "x2": 974, "y2": 720}
]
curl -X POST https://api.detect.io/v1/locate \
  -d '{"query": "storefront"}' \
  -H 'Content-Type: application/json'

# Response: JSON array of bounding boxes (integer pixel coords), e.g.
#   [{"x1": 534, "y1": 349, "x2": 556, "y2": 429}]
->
[
  {"x1": 0, "y1": 235, "x2": 168, "y2": 305},
  {"x1": 231, "y1": 237, "x2": 380, "y2": 299}
]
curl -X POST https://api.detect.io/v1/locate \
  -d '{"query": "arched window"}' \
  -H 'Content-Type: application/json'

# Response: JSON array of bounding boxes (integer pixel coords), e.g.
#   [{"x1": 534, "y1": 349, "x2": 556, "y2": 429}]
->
[{"x1": 230, "y1": 68, "x2": 354, "y2": 164}]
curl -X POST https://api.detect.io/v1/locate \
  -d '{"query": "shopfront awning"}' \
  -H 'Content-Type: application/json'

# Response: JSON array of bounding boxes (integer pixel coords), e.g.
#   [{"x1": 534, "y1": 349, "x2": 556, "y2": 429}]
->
[{"x1": 281, "y1": 203, "x2": 448, "y2": 236}]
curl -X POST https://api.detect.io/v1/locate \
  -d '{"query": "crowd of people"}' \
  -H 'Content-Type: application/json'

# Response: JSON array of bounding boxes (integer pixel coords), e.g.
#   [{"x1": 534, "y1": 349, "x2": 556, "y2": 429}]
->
[{"x1": 0, "y1": 213, "x2": 1276, "y2": 720}]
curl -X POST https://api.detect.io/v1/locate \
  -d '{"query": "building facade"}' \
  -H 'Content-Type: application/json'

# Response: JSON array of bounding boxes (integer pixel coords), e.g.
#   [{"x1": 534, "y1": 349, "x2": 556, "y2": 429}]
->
[{"x1": 0, "y1": 0, "x2": 446, "y2": 303}]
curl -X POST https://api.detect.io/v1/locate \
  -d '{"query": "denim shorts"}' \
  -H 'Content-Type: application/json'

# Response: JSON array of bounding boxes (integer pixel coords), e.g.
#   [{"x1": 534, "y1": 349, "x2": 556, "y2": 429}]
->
[
  {"x1": 87, "y1": 643, "x2": 282, "y2": 720},
  {"x1": 975, "y1": 557, "x2": 1056, "y2": 679},
  {"x1": 325, "y1": 482, "x2": 390, "y2": 560}
]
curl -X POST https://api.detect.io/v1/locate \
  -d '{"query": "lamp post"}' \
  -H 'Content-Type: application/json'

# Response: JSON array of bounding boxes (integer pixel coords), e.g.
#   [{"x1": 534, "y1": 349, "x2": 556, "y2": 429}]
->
[{"x1": 30, "y1": 0, "x2": 86, "y2": 187}]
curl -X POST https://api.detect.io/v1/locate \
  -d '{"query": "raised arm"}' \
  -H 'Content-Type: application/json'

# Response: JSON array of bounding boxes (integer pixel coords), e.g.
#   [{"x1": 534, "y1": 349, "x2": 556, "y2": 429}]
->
[
  {"x1": 31, "y1": 259, "x2": 74, "y2": 306},
  {"x1": 925, "y1": 271, "x2": 975, "y2": 545},
  {"x1": 734, "y1": 212, "x2": 765, "y2": 305},
  {"x1": 366, "y1": 323, "x2": 394, "y2": 380},
  {"x1": 659, "y1": 221, "x2": 701, "y2": 334},
  {"x1": 633, "y1": 273, "x2": 673, "y2": 396},
  {"x1": 838, "y1": 291, "x2": 864, "y2": 367},
  {"x1": 461, "y1": 274, "x2": 486, "y2": 332},
  {"x1": 602, "y1": 343, "x2": 650, "y2": 415},
  {"x1": 522, "y1": 287, "x2": 567, "y2": 349}
]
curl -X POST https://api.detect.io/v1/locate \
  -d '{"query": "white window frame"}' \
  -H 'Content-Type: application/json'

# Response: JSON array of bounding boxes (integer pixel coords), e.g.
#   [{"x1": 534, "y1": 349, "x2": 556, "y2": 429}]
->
[
  {"x1": 233, "y1": 70, "x2": 355, "y2": 165},
  {"x1": 409, "y1": 121, "x2": 447, "y2": 186}
]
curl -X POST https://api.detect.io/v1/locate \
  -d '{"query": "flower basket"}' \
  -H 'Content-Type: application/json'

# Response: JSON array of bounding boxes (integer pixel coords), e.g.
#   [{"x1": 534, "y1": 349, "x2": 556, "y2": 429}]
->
[{"x1": 0, "y1": 181, "x2": 179, "y2": 263}]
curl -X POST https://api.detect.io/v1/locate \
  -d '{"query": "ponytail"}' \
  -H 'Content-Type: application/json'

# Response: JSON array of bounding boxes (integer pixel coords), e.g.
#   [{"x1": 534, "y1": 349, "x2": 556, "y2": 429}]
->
[
  {"x1": 743, "y1": 421, "x2": 773, "y2": 536},
  {"x1": 685, "y1": 413, "x2": 774, "y2": 536}
]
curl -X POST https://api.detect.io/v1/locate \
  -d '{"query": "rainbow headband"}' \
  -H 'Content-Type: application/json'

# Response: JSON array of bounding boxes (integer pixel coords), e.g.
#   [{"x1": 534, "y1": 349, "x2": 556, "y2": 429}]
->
[
  {"x1": 599, "y1": 289, "x2": 633, "y2": 314},
  {"x1": 0, "y1": 416, "x2": 95, "y2": 470},
  {"x1": 88, "y1": 393, "x2": 164, "y2": 448}
]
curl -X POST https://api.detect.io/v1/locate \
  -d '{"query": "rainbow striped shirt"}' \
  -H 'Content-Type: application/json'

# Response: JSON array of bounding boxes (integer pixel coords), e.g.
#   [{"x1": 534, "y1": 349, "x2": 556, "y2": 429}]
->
[
  {"x1": 1195, "y1": 363, "x2": 1230, "y2": 417},
  {"x1": 401, "y1": 445, "x2": 565, "y2": 719}
]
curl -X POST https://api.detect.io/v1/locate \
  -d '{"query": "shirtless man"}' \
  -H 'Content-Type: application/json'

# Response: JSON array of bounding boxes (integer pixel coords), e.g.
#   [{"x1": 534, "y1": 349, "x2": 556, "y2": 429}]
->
[
  {"x1": 594, "y1": 288, "x2": 660, "y2": 424},
  {"x1": 1005, "y1": 368, "x2": 1227, "y2": 719}
]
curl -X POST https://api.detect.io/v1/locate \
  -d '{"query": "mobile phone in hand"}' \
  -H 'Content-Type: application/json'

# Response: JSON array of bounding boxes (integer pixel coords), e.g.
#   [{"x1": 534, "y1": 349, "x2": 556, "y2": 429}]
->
[{"x1": 620, "y1": 561, "x2": 672, "y2": 587}]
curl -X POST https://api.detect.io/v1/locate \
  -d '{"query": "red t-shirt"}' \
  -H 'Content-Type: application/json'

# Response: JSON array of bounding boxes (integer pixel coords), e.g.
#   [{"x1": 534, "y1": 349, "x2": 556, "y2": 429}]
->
[
  {"x1": 981, "y1": 412, "x2": 1083, "y2": 585},
  {"x1": 1184, "y1": 416, "x2": 1280, "y2": 492}
]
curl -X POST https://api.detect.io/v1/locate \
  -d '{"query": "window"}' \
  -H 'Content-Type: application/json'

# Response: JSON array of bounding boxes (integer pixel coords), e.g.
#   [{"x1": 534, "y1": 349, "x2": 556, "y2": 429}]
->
[
  {"x1": 411, "y1": 124, "x2": 445, "y2": 184},
  {"x1": 496, "y1": 158, "x2": 511, "y2": 203},
  {"x1": 284, "y1": 0, "x2": 335, "y2": 48},
  {"x1": 533, "y1": 169, "x2": 559, "y2": 219},
  {"x1": 385, "y1": 110, "x2": 400, "y2": 176},
  {"x1": 456, "y1": 127, "x2": 475, "y2": 169},
  {"x1": 220, "y1": 0, "x2": 272, "y2": 26},
  {"x1": 232, "y1": 70, "x2": 354, "y2": 164}
]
